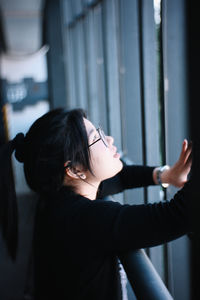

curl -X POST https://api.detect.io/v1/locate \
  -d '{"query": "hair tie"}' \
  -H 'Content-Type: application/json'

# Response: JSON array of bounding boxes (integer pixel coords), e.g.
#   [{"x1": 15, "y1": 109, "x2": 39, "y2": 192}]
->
[{"x1": 12, "y1": 133, "x2": 26, "y2": 163}]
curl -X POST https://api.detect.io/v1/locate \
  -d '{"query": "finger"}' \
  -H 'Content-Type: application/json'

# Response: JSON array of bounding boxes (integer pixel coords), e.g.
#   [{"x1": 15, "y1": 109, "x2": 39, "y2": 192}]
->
[
  {"x1": 186, "y1": 140, "x2": 192, "y2": 152},
  {"x1": 185, "y1": 150, "x2": 193, "y2": 166},
  {"x1": 183, "y1": 141, "x2": 193, "y2": 164},
  {"x1": 180, "y1": 139, "x2": 192, "y2": 163},
  {"x1": 179, "y1": 139, "x2": 188, "y2": 162}
]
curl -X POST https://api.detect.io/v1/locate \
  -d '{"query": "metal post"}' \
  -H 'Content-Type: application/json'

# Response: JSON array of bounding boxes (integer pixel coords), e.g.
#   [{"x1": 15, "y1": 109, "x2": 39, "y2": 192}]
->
[{"x1": 119, "y1": 249, "x2": 173, "y2": 300}]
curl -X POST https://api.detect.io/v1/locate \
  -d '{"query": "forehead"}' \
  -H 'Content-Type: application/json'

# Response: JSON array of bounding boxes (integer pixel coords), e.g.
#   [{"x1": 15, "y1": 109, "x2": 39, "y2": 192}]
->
[{"x1": 83, "y1": 118, "x2": 96, "y2": 136}]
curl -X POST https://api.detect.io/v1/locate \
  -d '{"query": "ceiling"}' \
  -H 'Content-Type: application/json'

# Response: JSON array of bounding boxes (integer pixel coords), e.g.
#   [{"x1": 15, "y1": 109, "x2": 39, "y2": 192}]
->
[{"x1": 0, "y1": 0, "x2": 45, "y2": 55}]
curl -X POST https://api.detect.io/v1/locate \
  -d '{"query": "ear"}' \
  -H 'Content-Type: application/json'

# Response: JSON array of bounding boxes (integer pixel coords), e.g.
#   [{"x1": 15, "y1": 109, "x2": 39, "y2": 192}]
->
[
  {"x1": 65, "y1": 168, "x2": 79, "y2": 179},
  {"x1": 64, "y1": 161, "x2": 78, "y2": 179},
  {"x1": 64, "y1": 161, "x2": 86, "y2": 180}
]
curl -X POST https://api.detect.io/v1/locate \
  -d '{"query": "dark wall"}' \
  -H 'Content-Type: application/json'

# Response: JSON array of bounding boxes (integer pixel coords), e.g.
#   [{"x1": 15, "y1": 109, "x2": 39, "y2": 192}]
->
[{"x1": 186, "y1": 1, "x2": 200, "y2": 299}]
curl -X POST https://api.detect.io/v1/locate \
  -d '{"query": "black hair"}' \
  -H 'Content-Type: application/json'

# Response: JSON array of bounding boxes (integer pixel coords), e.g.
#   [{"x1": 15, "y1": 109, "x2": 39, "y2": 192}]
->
[
  {"x1": 0, "y1": 141, "x2": 18, "y2": 261},
  {"x1": 0, "y1": 107, "x2": 91, "y2": 260},
  {"x1": 22, "y1": 107, "x2": 91, "y2": 194}
]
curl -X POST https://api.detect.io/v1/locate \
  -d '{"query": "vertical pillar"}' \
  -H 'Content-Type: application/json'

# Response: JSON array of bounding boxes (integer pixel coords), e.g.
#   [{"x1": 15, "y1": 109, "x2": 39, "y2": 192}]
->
[{"x1": 44, "y1": 0, "x2": 68, "y2": 108}]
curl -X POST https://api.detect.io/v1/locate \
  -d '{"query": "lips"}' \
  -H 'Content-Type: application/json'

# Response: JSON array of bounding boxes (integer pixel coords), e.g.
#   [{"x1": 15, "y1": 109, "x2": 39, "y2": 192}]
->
[{"x1": 112, "y1": 145, "x2": 120, "y2": 158}]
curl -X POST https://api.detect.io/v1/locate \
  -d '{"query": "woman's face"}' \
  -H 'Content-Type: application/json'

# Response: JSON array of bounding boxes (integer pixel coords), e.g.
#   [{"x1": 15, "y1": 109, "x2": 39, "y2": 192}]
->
[{"x1": 84, "y1": 118, "x2": 123, "y2": 182}]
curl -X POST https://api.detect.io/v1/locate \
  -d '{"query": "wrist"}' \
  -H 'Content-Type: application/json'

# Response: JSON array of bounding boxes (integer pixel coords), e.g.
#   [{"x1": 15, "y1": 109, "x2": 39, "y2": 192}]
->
[{"x1": 156, "y1": 165, "x2": 170, "y2": 188}]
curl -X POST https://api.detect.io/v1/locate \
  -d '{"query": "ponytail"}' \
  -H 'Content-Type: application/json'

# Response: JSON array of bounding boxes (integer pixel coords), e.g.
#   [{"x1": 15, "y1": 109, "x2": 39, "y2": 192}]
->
[{"x1": 0, "y1": 133, "x2": 25, "y2": 261}]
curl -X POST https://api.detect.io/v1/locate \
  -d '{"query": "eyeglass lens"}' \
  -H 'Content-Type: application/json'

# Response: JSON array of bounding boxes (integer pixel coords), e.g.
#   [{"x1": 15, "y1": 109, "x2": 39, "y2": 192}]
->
[{"x1": 98, "y1": 127, "x2": 108, "y2": 147}]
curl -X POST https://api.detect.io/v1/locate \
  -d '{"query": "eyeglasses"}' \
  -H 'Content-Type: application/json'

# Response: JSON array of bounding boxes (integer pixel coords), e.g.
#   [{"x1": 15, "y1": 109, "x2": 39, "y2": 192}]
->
[{"x1": 88, "y1": 126, "x2": 108, "y2": 148}]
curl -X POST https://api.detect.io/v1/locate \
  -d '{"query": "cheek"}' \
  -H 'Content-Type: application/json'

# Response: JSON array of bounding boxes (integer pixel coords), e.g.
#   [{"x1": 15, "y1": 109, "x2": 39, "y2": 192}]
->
[{"x1": 90, "y1": 148, "x2": 107, "y2": 170}]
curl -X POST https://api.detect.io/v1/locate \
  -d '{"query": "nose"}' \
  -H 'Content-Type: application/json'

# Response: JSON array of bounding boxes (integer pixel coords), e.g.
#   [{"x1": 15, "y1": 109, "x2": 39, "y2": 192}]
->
[{"x1": 106, "y1": 135, "x2": 114, "y2": 146}]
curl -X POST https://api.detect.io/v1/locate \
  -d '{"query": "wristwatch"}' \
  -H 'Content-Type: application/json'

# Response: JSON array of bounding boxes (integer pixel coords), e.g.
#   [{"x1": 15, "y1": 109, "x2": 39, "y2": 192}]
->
[{"x1": 156, "y1": 165, "x2": 170, "y2": 188}]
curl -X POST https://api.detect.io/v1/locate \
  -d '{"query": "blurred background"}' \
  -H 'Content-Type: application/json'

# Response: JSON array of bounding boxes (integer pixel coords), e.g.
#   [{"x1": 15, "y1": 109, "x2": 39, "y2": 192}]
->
[{"x1": 0, "y1": 0, "x2": 199, "y2": 299}]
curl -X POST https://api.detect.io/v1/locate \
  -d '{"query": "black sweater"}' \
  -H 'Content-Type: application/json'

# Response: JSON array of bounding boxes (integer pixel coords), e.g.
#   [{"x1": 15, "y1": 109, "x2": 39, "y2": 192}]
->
[{"x1": 34, "y1": 165, "x2": 193, "y2": 300}]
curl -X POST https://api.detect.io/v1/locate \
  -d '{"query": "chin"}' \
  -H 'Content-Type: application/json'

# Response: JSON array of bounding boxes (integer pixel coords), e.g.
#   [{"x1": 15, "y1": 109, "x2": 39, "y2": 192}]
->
[{"x1": 113, "y1": 160, "x2": 123, "y2": 176}]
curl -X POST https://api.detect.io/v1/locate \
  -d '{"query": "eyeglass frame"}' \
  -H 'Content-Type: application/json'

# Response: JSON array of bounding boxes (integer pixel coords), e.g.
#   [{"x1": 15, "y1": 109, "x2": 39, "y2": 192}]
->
[{"x1": 88, "y1": 126, "x2": 108, "y2": 148}]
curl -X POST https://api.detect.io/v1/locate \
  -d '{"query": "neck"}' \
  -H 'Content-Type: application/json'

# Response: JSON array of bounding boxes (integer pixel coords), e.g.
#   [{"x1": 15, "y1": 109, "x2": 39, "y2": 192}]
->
[
  {"x1": 63, "y1": 175, "x2": 101, "y2": 200},
  {"x1": 78, "y1": 179, "x2": 100, "y2": 200}
]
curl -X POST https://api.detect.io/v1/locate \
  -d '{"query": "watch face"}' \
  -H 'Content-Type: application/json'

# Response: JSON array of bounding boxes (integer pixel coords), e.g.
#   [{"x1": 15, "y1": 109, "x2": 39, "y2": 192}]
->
[{"x1": 162, "y1": 182, "x2": 169, "y2": 188}]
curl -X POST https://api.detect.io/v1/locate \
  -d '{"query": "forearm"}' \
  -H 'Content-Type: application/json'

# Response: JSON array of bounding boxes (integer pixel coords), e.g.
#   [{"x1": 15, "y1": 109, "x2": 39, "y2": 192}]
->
[
  {"x1": 114, "y1": 181, "x2": 194, "y2": 252},
  {"x1": 119, "y1": 165, "x2": 156, "y2": 189}
]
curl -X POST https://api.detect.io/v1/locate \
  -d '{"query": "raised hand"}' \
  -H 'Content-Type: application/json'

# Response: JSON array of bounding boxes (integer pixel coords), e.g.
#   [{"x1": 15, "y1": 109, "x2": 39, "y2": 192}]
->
[{"x1": 165, "y1": 139, "x2": 192, "y2": 188}]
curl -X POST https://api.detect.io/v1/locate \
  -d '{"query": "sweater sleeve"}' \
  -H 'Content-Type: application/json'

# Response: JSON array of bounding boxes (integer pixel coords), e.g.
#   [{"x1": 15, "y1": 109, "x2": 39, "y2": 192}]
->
[
  {"x1": 78, "y1": 181, "x2": 194, "y2": 254},
  {"x1": 98, "y1": 164, "x2": 156, "y2": 198}
]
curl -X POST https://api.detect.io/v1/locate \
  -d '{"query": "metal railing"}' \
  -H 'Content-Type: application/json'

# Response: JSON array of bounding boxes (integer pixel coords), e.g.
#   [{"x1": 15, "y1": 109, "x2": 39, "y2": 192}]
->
[
  {"x1": 117, "y1": 155, "x2": 173, "y2": 300},
  {"x1": 119, "y1": 249, "x2": 173, "y2": 300}
]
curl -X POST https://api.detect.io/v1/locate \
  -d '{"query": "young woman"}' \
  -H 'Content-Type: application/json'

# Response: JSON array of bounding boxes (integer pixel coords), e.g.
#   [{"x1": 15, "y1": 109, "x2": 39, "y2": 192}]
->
[{"x1": 0, "y1": 107, "x2": 196, "y2": 300}]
